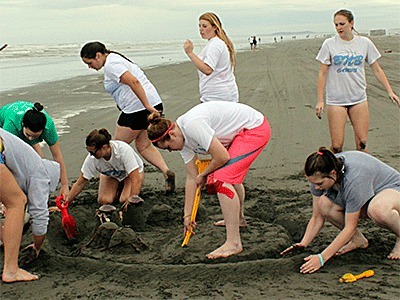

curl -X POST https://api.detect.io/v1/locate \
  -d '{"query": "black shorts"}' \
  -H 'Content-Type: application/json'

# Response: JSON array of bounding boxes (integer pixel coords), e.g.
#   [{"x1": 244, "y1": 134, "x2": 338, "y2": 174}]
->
[{"x1": 117, "y1": 103, "x2": 163, "y2": 130}]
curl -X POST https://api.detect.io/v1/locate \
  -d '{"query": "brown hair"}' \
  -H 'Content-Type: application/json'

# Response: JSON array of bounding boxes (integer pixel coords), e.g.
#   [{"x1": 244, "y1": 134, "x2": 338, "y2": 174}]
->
[
  {"x1": 304, "y1": 147, "x2": 344, "y2": 181},
  {"x1": 85, "y1": 128, "x2": 112, "y2": 148},
  {"x1": 199, "y1": 12, "x2": 236, "y2": 70},
  {"x1": 147, "y1": 112, "x2": 173, "y2": 145},
  {"x1": 334, "y1": 9, "x2": 359, "y2": 34}
]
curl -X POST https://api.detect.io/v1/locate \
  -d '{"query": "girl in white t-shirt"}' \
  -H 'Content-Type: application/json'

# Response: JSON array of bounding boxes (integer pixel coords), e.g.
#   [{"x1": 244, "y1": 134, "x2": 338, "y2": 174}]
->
[
  {"x1": 183, "y1": 12, "x2": 239, "y2": 103},
  {"x1": 66, "y1": 128, "x2": 144, "y2": 207},
  {"x1": 315, "y1": 9, "x2": 399, "y2": 153},
  {"x1": 147, "y1": 102, "x2": 271, "y2": 260},
  {"x1": 80, "y1": 42, "x2": 175, "y2": 195}
]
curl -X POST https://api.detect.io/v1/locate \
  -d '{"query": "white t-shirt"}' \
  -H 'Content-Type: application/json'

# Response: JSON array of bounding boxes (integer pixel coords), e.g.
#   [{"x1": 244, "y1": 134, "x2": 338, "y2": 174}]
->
[
  {"x1": 316, "y1": 35, "x2": 381, "y2": 105},
  {"x1": 198, "y1": 37, "x2": 239, "y2": 103},
  {"x1": 103, "y1": 53, "x2": 162, "y2": 113},
  {"x1": 177, "y1": 102, "x2": 264, "y2": 163},
  {"x1": 81, "y1": 140, "x2": 144, "y2": 182}
]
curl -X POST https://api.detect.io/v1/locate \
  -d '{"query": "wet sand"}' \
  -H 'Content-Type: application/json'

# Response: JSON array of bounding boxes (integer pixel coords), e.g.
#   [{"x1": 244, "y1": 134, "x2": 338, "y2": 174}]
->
[{"x1": 1, "y1": 36, "x2": 399, "y2": 299}]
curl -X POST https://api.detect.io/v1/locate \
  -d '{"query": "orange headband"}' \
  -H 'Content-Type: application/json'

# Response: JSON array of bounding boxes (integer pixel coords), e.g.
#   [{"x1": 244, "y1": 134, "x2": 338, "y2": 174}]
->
[
  {"x1": 317, "y1": 151, "x2": 323, "y2": 156},
  {"x1": 150, "y1": 122, "x2": 174, "y2": 143}
]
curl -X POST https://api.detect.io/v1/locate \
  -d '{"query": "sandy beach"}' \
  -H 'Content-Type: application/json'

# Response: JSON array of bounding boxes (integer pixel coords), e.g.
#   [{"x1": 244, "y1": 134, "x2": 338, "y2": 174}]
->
[{"x1": 1, "y1": 36, "x2": 399, "y2": 299}]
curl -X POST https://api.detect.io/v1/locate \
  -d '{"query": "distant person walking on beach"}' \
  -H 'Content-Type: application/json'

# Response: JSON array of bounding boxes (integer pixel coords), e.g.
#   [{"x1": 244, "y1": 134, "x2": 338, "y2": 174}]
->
[
  {"x1": 65, "y1": 128, "x2": 144, "y2": 207},
  {"x1": 184, "y1": 12, "x2": 238, "y2": 103},
  {"x1": 248, "y1": 37, "x2": 253, "y2": 49},
  {"x1": 147, "y1": 102, "x2": 271, "y2": 259},
  {"x1": 252, "y1": 36, "x2": 257, "y2": 50},
  {"x1": 281, "y1": 148, "x2": 400, "y2": 273},
  {"x1": 315, "y1": 9, "x2": 399, "y2": 153},
  {"x1": 80, "y1": 42, "x2": 175, "y2": 194},
  {"x1": 0, "y1": 101, "x2": 69, "y2": 197},
  {"x1": 0, "y1": 128, "x2": 60, "y2": 283}
]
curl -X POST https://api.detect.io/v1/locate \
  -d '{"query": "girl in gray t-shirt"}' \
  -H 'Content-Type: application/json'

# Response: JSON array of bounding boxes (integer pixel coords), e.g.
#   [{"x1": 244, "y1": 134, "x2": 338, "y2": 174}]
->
[
  {"x1": 281, "y1": 147, "x2": 400, "y2": 274},
  {"x1": 0, "y1": 128, "x2": 60, "y2": 283}
]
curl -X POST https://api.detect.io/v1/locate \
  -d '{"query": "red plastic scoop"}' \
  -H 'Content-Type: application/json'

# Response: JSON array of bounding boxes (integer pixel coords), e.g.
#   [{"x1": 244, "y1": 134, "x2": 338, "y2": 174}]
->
[{"x1": 55, "y1": 195, "x2": 78, "y2": 240}]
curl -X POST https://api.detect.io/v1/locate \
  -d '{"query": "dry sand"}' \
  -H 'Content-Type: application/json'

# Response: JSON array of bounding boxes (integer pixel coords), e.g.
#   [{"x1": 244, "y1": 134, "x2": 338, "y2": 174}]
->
[{"x1": 1, "y1": 36, "x2": 399, "y2": 299}]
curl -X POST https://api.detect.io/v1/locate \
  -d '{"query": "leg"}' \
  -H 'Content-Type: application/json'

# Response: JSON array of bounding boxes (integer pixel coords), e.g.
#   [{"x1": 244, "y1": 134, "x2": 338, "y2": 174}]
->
[
  {"x1": 214, "y1": 183, "x2": 248, "y2": 228},
  {"x1": 97, "y1": 175, "x2": 119, "y2": 205},
  {"x1": 347, "y1": 101, "x2": 369, "y2": 151},
  {"x1": 207, "y1": 183, "x2": 243, "y2": 259},
  {"x1": 367, "y1": 189, "x2": 400, "y2": 259},
  {"x1": 318, "y1": 195, "x2": 368, "y2": 255},
  {"x1": 0, "y1": 165, "x2": 39, "y2": 283},
  {"x1": 114, "y1": 124, "x2": 138, "y2": 144},
  {"x1": 119, "y1": 170, "x2": 144, "y2": 203},
  {"x1": 327, "y1": 105, "x2": 348, "y2": 153},
  {"x1": 135, "y1": 130, "x2": 175, "y2": 193}
]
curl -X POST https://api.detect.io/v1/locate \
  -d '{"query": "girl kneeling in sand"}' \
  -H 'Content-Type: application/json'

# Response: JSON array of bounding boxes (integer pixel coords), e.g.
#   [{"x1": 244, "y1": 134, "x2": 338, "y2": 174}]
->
[
  {"x1": 147, "y1": 102, "x2": 271, "y2": 259},
  {"x1": 281, "y1": 147, "x2": 400, "y2": 273},
  {"x1": 65, "y1": 129, "x2": 144, "y2": 208}
]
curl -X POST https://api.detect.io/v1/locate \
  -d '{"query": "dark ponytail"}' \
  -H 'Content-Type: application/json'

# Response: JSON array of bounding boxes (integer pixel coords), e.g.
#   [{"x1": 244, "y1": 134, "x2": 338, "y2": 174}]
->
[
  {"x1": 304, "y1": 147, "x2": 344, "y2": 181},
  {"x1": 80, "y1": 41, "x2": 134, "y2": 64},
  {"x1": 22, "y1": 102, "x2": 47, "y2": 132}
]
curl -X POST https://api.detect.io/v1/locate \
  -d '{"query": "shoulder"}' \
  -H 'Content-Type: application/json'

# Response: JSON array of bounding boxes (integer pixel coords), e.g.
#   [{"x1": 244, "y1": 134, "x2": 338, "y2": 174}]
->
[
  {"x1": 322, "y1": 36, "x2": 336, "y2": 45},
  {"x1": 208, "y1": 37, "x2": 225, "y2": 49}
]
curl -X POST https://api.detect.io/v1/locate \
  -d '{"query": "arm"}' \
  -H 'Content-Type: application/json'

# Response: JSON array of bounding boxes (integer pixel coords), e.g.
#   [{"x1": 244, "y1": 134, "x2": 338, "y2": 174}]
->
[
  {"x1": 300, "y1": 211, "x2": 360, "y2": 273},
  {"x1": 119, "y1": 71, "x2": 158, "y2": 113},
  {"x1": 32, "y1": 143, "x2": 44, "y2": 158},
  {"x1": 370, "y1": 61, "x2": 400, "y2": 107},
  {"x1": 49, "y1": 141, "x2": 69, "y2": 197},
  {"x1": 128, "y1": 168, "x2": 142, "y2": 196},
  {"x1": 281, "y1": 195, "x2": 325, "y2": 255},
  {"x1": 196, "y1": 137, "x2": 230, "y2": 186},
  {"x1": 183, "y1": 156, "x2": 199, "y2": 233},
  {"x1": 299, "y1": 195, "x2": 326, "y2": 246},
  {"x1": 184, "y1": 39, "x2": 213, "y2": 75},
  {"x1": 316, "y1": 63, "x2": 329, "y2": 119},
  {"x1": 27, "y1": 177, "x2": 51, "y2": 253},
  {"x1": 65, "y1": 173, "x2": 88, "y2": 204}
]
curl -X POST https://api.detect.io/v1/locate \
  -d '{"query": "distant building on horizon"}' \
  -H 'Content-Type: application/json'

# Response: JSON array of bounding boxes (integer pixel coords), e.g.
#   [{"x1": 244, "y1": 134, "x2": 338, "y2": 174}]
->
[{"x1": 370, "y1": 29, "x2": 386, "y2": 36}]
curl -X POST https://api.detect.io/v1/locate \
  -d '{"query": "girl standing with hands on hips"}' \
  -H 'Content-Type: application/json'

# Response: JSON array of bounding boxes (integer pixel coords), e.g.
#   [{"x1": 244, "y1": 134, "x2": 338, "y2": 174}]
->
[
  {"x1": 147, "y1": 102, "x2": 271, "y2": 259},
  {"x1": 184, "y1": 12, "x2": 238, "y2": 103},
  {"x1": 315, "y1": 9, "x2": 399, "y2": 153},
  {"x1": 281, "y1": 147, "x2": 400, "y2": 274},
  {"x1": 80, "y1": 42, "x2": 175, "y2": 194}
]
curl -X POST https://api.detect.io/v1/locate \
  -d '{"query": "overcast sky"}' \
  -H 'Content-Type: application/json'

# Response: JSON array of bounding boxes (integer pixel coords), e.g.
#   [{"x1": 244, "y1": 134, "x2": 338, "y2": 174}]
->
[{"x1": 1, "y1": 0, "x2": 399, "y2": 45}]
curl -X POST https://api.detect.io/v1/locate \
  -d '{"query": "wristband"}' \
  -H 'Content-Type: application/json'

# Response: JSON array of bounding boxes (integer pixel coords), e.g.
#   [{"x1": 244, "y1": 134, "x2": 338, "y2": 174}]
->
[
  {"x1": 317, "y1": 253, "x2": 324, "y2": 267},
  {"x1": 183, "y1": 214, "x2": 191, "y2": 219}
]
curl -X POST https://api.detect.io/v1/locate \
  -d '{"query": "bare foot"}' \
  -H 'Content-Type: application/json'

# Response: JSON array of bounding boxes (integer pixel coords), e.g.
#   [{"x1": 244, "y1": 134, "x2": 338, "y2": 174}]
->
[
  {"x1": 336, "y1": 237, "x2": 369, "y2": 256},
  {"x1": 213, "y1": 219, "x2": 248, "y2": 228},
  {"x1": 2, "y1": 268, "x2": 40, "y2": 283},
  {"x1": 388, "y1": 238, "x2": 400, "y2": 260},
  {"x1": 206, "y1": 243, "x2": 243, "y2": 259}
]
